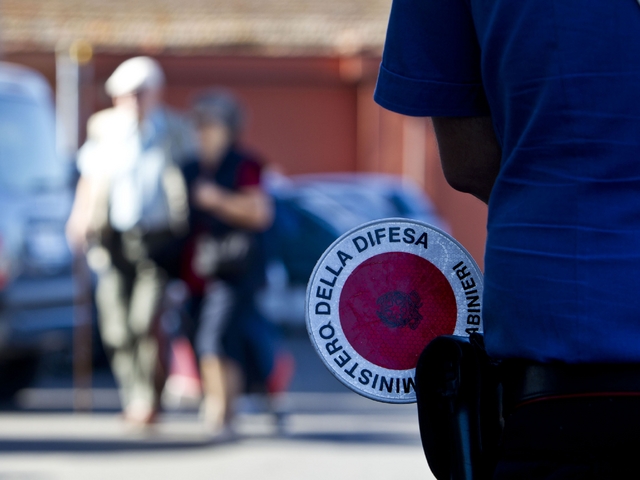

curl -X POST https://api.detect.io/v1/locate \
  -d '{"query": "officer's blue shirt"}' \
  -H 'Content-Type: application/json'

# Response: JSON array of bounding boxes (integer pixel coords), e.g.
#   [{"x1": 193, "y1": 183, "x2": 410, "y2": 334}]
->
[{"x1": 375, "y1": 0, "x2": 640, "y2": 363}]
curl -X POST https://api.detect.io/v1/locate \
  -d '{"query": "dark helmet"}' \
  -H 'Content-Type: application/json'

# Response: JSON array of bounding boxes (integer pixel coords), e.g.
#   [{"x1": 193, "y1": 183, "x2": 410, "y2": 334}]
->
[{"x1": 191, "y1": 89, "x2": 245, "y2": 139}]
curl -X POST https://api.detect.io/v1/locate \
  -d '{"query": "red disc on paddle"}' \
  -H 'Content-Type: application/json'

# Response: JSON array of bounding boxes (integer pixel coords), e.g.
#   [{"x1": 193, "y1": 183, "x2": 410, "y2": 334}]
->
[
  {"x1": 339, "y1": 252, "x2": 457, "y2": 370},
  {"x1": 306, "y1": 218, "x2": 483, "y2": 404}
]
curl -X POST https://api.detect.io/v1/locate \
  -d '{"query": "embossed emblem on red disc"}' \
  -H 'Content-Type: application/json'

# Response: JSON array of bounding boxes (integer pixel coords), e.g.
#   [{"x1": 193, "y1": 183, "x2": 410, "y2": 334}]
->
[{"x1": 340, "y1": 252, "x2": 457, "y2": 370}]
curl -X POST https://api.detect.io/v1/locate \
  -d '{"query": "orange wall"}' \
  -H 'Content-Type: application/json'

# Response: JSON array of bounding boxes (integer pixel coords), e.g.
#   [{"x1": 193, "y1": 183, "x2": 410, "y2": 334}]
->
[
  {"x1": 88, "y1": 55, "x2": 359, "y2": 175},
  {"x1": 4, "y1": 51, "x2": 487, "y2": 268},
  {"x1": 167, "y1": 85, "x2": 358, "y2": 174}
]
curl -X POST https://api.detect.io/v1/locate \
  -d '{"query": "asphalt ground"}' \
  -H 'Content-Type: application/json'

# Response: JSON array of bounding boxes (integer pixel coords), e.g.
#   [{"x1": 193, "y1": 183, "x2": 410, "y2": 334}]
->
[{"x1": 0, "y1": 332, "x2": 436, "y2": 480}]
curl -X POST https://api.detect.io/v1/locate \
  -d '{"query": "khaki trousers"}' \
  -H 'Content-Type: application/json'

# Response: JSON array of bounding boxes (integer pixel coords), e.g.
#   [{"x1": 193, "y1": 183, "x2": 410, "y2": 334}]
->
[{"x1": 96, "y1": 258, "x2": 166, "y2": 412}]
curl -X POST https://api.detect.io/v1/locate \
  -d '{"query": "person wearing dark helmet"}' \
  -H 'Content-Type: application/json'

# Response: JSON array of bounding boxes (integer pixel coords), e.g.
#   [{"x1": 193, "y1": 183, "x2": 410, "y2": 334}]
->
[
  {"x1": 180, "y1": 90, "x2": 294, "y2": 435},
  {"x1": 374, "y1": 0, "x2": 640, "y2": 478}
]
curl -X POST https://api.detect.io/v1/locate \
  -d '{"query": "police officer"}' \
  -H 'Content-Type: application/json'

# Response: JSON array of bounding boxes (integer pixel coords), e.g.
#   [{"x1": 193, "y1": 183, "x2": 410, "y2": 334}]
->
[{"x1": 374, "y1": 0, "x2": 640, "y2": 478}]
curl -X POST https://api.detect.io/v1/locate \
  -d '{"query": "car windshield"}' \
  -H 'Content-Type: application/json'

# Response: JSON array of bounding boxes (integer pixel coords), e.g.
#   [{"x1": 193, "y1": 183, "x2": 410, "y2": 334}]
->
[{"x1": 0, "y1": 95, "x2": 67, "y2": 191}]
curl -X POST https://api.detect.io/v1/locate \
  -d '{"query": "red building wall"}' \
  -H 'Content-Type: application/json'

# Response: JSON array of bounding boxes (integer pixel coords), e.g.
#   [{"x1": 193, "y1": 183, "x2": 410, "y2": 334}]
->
[{"x1": 4, "y1": 51, "x2": 488, "y2": 268}]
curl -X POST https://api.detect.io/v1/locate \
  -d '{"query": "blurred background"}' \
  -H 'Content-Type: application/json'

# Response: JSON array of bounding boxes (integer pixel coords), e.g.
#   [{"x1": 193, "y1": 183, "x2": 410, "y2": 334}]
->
[{"x1": 0, "y1": 1, "x2": 487, "y2": 479}]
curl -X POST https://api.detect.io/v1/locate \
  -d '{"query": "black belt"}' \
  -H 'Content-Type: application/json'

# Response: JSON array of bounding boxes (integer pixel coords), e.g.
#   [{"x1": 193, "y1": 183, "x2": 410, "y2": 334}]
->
[{"x1": 501, "y1": 361, "x2": 640, "y2": 414}]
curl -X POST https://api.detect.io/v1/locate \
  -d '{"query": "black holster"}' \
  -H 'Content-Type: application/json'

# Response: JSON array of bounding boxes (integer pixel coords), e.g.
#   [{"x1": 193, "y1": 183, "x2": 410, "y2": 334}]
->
[{"x1": 415, "y1": 334, "x2": 502, "y2": 480}]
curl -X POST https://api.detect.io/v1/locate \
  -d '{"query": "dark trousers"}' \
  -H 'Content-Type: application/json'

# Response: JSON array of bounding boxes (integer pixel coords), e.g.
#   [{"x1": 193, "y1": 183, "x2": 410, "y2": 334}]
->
[
  {"x1": 190, "y1": 280, "x2": 278, "y2": 390},
  {"x1": 494, "y1": 395, "x2": 640, "y2": 479}
]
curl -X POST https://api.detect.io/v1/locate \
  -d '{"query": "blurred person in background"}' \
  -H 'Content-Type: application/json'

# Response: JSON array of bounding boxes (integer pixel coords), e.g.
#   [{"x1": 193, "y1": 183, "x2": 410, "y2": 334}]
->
[
  {"x1": 180, "y1": 90, "x2": 294, "y2": 436},
  {"x1": 65, "y1": 56, "x2": 195, "y2": 426}
]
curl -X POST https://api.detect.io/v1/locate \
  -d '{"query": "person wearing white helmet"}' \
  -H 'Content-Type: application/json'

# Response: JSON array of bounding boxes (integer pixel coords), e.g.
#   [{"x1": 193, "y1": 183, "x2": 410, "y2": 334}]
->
[{"x1": 66, "y1": 56, "x2": 196, "y2": 426}]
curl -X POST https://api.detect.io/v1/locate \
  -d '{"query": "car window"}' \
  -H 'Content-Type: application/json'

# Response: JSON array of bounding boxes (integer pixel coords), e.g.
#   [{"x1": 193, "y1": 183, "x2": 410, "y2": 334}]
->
[{"x1": 0, "y1": 95, "x2": 66, "y2": 191}]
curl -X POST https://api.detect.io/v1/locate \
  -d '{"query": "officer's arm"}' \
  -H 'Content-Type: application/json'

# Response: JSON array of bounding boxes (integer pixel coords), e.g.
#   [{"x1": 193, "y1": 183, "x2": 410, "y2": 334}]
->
[{"x1": 432, "y1": 116, "x2": 502, "y2": 205}]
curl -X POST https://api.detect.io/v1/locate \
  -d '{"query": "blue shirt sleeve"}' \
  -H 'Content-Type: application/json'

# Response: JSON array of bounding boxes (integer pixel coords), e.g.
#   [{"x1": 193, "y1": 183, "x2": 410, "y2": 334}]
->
[{"x1": 374, "y1": 0, "x2": 490, "y2": 117}]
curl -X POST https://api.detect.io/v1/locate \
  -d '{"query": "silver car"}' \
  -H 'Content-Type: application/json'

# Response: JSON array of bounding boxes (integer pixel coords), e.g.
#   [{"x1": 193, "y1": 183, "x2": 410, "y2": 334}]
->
[
  {"x1": 258, "y1": 172, "x2": 448, "y2": 327},
  {"x1": 0, "y1": 62, "x2": 76, "y2": 399}
]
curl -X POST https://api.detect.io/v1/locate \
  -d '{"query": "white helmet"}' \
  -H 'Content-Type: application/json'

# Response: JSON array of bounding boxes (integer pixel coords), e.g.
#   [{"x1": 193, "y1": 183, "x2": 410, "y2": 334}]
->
[{"x1": 105, "y1": 56, "x2": 165, "y2": 97}]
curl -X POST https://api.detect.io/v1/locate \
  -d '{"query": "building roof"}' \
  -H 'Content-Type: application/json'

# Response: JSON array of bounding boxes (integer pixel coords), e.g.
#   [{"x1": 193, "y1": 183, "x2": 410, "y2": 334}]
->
[{"x1": 1, "y1": 0, "x2": 392, "y2": 54}]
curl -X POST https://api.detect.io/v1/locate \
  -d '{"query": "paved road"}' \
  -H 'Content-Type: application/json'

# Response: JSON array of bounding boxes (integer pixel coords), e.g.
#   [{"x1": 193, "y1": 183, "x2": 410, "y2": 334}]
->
[{"x1": 0, "y1": 333, "x2": 436, "y2": 480}]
